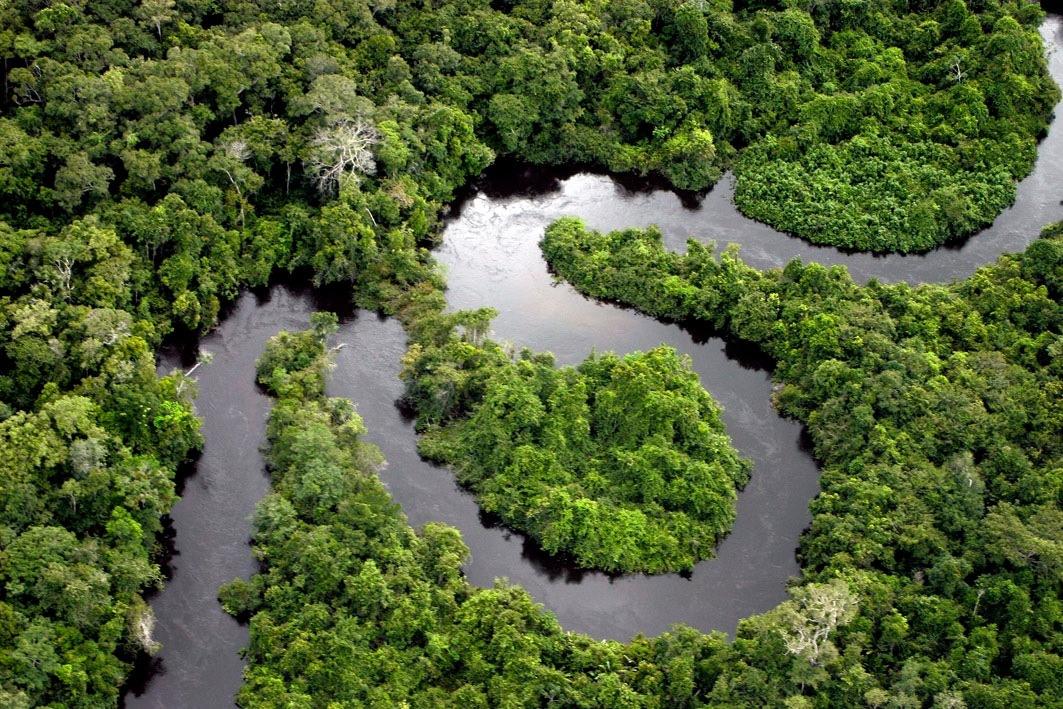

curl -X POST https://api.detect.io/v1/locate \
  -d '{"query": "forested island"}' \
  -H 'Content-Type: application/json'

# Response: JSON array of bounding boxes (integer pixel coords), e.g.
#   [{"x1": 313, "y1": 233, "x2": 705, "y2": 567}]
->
[{"x1": 0, "y1": 0, "x2": 1060, "y2": 706}]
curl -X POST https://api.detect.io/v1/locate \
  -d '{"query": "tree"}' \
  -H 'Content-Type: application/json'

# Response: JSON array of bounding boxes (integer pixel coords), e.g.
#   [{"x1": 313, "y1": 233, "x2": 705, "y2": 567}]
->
[
  {"x1": 488, "y1": 93, "x2": 536, "y2": 152},
  {"x1": 291, "y1": 74, "x2": 369, "y2": 118},
  {"x1": 778, "y1": 580, "x2": 858, "y2": 667},
  {"x1": 53, "y1": 153, "x2": 113, "y2": 212},
  {"x1": 985, "y1": 503, "x2": 1063, "y2": 581},
  {"x1": 307, "y1": 118, "x2": 379, "y2": 196},
  {"x1": 410, "y1": 339, "x2": 750, "y2": 573},
  {"x1": 210, "y1": 138, "x2": 263, "y2": 228},
  {"x1": 135, "y1": 0, "x2": 176, "y2": 38},
  {"x1": 660, "y1": 125, "x2": 718, "y2": 190},
  {"x1": 41, "y1": 237, "x2": 85, "y2": 298},
  {"x1": 672, "y1": 2, "x2": 711, "y2": 62}
]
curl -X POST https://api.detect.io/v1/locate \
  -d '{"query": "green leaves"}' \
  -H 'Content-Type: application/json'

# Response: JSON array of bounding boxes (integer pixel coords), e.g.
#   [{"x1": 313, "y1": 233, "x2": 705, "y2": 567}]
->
[
  {"x1": 409, "y1": 332, "x2": 750, "y2": 573},
  {"x1": 236, "y1": 320, "x2": 750, "y2": 705},
  {"x1": 734, "y1": 131, "x2": 1024, "y2": 252},
  {"x1": 0, "y1": 0, "x2": 1058, "y2": 704},
  {"x1": 542, "y1": 215, "x2": 1063, "y2": 707}
]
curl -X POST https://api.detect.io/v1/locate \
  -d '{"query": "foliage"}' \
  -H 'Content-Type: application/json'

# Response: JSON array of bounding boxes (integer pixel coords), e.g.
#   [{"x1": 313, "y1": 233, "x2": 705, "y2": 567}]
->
[
  {"x1": 227, "y1": 232, "x2": 1063, "y2": 703},
  {"x1": 542, "y1": 216, "x2": 1063, "y2": 705},
  {"x1": 406, "y1": 341, "x2": 750, "y2": 573},
  {"x1": 733, "y1": 8, "x2": 1060, "y2": 252},
  {"x1": 0, "y1": 2, "x2": 1054, "y2": 293},
  {"x1": 223, "y1": 324, "x2": 836, "y2": 707},
  {"x1": 0, "y1": 0, "x2": 1059, "y2": 704},
  {"x1": 0, "y1": 219, "x2": 201, "y2": 706}
]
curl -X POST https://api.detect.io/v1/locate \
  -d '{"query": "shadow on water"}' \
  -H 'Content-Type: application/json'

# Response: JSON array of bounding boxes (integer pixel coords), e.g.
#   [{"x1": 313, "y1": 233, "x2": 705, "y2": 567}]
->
[{"x1": 124, "y1": 14, "x2": 1063, "y2": 707}]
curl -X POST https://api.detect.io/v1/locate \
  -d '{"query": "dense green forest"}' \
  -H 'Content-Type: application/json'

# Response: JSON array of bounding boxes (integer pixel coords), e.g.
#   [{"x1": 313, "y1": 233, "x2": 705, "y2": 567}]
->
[
  {"x1": 218, "y1": 322, "x2": 853, "y2": 707},
  {"x1": 541, "y1": 217, "x2": 1063, "y2": 706},
  {"x1": 0, "y1": 0, "x2": 1060, "y2": 705},
  {"x1": 0, "y1": 218, "x2": 202, "y2": 706},
  {"x1": 222, "y1": 210, "x2": 1063, "y2": 706},
  {"x1": 406, "y1": 340, "x2": 751, "y2": 573},
  {"x1": 0, "y1": 0, "x2": 1057, "y2": 280}
]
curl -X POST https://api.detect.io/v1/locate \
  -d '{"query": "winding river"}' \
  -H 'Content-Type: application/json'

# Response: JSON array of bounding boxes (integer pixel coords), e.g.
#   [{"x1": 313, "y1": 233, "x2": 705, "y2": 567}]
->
[{"x1": 123, "y1": 15, "x2": 1063, "y2": 708}]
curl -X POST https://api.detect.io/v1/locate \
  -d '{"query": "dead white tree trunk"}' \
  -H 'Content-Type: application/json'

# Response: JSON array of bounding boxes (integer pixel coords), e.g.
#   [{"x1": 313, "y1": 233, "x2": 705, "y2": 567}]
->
[
  {"x1": 780, "y1": 580, "x2": 858, "y2": 667},
  {"x1": 307, "y1": 118, "x2": 379, "y2": 196},
  {"x1": 53, "y1": 255, "x2": 74, "y2": 296}
]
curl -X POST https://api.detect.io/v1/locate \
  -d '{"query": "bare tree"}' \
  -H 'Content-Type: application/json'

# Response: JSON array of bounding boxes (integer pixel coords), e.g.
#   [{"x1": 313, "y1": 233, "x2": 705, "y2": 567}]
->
[
  {"x1": 137, "y1": 0, "x2": 177, "y2": 39},
  {"x1": 307, "y1": 118, "x2": 379, "y2": 196},
  {"x1": 43, "y1": 238, "x2": 86, "y2": 298},
  {"x1": 129, "y1": 602, "x2": 161, "y2": 655},
  {"x1": 951, "y1": 57, "x2": 967, "y2": 83},
  {"x1": 10, "y1": 63, "x2": 43, "y2": 105},
  {"x1": 184, "y1": 350, "x2": 214, "y2": 378},
  {"x1": 224, "y1": 139, "x2": 251, "y2": 163},
  {"x1": 52, "y1": 254, "x2": 75, "y2": 295},
  {"x1": 176, "y1": 350, "x2": 213, "y2": 396},
  {"x1": 779, "y1": 579, "x2": 858, "y2": 667},
  {"x1": 216, "y1": 139, "x2": 253, "y2": 227}
]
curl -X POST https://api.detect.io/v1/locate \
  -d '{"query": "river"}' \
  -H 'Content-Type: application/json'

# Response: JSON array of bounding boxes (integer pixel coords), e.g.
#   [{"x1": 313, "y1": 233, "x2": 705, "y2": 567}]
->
[{"x1": 122, "y1": 14, "x2": 1063, "y2": 708}]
